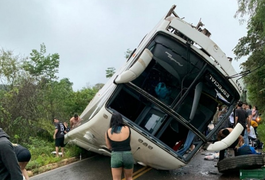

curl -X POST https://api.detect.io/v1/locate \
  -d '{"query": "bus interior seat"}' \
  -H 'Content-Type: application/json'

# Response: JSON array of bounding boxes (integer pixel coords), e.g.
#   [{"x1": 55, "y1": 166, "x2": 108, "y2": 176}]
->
[{"x1": 176, "y1": 107, "x2": 213, "y2": 155}]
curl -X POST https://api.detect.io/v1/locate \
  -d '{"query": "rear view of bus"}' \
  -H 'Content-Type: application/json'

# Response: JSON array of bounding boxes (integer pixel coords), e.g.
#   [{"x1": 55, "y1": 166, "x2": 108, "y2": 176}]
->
[{"x1": 65, "y1": 5, "x2": 243, "y2": 170}]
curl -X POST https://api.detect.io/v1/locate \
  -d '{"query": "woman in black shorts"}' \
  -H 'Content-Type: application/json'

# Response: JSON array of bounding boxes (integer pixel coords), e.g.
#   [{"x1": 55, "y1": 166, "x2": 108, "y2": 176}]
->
[
  {"x1": 12, "y1": 144, "x2": 31, "y2": 180},
  {"x1": 105, "y1": 112, "x2": 134, "y2": 180}
]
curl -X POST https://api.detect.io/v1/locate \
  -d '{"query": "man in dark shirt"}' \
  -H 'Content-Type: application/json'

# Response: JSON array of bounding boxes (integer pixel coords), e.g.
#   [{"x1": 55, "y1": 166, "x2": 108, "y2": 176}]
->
[
  {"x1": 53, "y1": 118, "x2": 66, "y2": 157},
  {"x1": 235, "y1": 101, "x2": 249, "y2": 138},
  {"x1": 0, "y1": 128, "x2": 23, "y2": 180}
]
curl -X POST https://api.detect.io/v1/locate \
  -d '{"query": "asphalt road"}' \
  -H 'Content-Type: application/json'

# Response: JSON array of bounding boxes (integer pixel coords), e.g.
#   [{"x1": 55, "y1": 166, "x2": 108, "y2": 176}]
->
[{"x1": 29, "y1": 150, "x2": 240, "y2": 180}]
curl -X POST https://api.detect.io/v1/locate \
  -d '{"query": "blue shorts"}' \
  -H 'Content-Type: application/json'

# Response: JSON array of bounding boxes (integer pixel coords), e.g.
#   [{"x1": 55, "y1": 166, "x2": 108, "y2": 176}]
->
[{"x1": 111, "y1": 151, "x2": 134, "y2": 169}]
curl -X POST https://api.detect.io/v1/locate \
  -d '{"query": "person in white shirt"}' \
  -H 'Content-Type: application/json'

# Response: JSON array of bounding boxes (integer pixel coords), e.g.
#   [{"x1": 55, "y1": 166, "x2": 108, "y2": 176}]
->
[
  {"x1": 228, "y1": 111, "x2": 234, "y2": 128},
  {"x1": 248, "y1": 125, "x2": 257, "y2": 139}
]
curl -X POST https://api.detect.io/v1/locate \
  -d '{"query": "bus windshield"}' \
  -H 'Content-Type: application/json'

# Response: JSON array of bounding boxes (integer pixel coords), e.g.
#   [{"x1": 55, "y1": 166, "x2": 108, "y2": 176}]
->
[{"x1": 107, "y1": 33, "x2": 239, "y2": 160}]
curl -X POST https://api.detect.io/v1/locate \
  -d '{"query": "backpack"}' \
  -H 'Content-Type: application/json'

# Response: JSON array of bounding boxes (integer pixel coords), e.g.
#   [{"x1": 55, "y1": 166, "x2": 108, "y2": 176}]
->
[{"x1": 155, "y1": 82, "x2": 171, "y2": 99}]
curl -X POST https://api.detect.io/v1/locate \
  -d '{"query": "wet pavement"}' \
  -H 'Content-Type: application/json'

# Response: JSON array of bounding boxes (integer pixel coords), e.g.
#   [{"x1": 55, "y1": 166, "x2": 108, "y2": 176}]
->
[
  {"x1": 134, "y1": 149, "x2": 240, "y2": 180},
  {"x1": 166, "y1": 150, "x2": 239, "y2": 180},
  {"x1": 30, "y1": 150, "x2": 245, "y2": 180}
]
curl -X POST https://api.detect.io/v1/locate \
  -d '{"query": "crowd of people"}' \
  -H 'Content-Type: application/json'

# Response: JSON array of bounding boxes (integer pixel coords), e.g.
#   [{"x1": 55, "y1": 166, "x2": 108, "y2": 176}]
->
[{"x1": 214, "y1": 101, "x2": 263, "y2": 162}]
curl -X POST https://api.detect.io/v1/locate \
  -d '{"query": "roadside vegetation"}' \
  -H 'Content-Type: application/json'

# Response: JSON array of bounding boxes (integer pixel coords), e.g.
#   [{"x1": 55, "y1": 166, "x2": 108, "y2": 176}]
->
[
  {"x1": 0, "y1": 0, "x2": 265, "y2": 176},
  {"x1": 234, "y1": 0, "x2": 265, "y2": 143},
  {"x1": 0, "y1": 44, "x2": 102, "y2": 175},
  {"x1": 25, "y1": 138, "x2": 84, "y2": 175}
]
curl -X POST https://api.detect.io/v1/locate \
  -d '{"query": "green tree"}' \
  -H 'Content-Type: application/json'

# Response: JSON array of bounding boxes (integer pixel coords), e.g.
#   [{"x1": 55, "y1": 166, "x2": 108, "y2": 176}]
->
[
  {"x1": 94, "y1": 83, "x2": 104, "y2": 90},
  {"x1": 0, "y1": 44, "x2": 100, "y2": 145},
  {"x1": 22, "y1": 43, "x2": 62, "y2": 121},
  {"x1": 23, "y1": 43, "x2": 59, "y2": 81},
  {"x1": 125, "y1": 48, "x2": 132, "y2": 59},
  {"x1": 234, "y1": 0, "x2": 265, "y2": 108},
  {"x1": 0, "y1": 45, "x2": 63, "y2": 142},
  {"x1": 105, "y1": 49, "x2": 133, "y2": 79},
  {"x1": 234, "y1": 0, "x2": 265, "y2": 142},
  {"x1": 0, "y1": 49, "x2": 38, "y2": 139},
  {"x1": 71, "y1": 87, "x2": 97, "y2": 116},
  {"x1": 105, "y1": 67, "x2": 116, "y2": 78},
  {"x1": 39, "y1": 78, "x2": 74, "y2": 122},
  {"x1": 0, "y1": 49, "x2": 23, "y2": 89}
]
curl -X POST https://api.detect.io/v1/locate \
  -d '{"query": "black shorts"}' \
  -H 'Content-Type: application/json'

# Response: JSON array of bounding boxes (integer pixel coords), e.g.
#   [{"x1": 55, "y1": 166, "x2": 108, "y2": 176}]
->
[
  {"x1": 55, "y1": 137, "x2": 65, "y2": 147},
  {"x1": 17, "y1": 149, "x2": 31, "y2": 162}
]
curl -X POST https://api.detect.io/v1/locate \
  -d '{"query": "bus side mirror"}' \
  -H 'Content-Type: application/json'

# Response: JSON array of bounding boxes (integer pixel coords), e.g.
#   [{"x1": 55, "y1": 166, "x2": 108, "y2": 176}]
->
[{"x1": 115, "y1": 49, "x2": 153, "y2": 84}]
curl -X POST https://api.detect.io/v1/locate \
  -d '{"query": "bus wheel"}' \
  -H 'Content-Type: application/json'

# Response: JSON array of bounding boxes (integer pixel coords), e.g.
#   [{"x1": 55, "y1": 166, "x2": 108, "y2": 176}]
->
[{"x1": 217, "y1": 154, "x2": 264, "y2": 173}]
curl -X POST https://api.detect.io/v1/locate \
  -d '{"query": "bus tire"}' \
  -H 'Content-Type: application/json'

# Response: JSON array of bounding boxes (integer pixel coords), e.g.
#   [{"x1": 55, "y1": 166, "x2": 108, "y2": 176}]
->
[{"x1": 217, "y1": 154, "x2": 264, "y2": 173}]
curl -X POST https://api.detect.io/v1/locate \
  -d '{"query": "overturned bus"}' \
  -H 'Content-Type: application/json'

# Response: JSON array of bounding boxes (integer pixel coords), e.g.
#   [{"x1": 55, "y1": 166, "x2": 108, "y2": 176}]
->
[{"x1": 65, "y1": 5, "x2": 244, "y2": 170}]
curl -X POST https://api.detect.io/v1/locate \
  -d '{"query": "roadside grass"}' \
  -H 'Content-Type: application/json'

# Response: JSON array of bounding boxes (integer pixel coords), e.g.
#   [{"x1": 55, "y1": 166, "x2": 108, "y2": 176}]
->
[{"x1": 25, "y1": 137, "x2": 92, "y2": 176}]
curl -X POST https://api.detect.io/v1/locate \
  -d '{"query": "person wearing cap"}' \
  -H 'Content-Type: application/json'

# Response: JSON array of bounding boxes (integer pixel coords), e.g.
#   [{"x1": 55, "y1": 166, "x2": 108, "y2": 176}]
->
[
  {"x1": 12, "y1": 143, "x2": 31, "y2": 180},
  {"x1": 0, "y1": 128, "x2": 23, "y2": 180}
]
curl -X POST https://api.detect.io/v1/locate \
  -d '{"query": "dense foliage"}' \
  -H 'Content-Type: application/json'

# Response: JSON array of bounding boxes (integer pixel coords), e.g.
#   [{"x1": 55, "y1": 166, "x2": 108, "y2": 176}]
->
[
  {"x1": 0, "y1": 44, "x2": 100, "y2": 175},
  {"x1": 0, "y1": 44, "x2": 98, "y2": 153}
]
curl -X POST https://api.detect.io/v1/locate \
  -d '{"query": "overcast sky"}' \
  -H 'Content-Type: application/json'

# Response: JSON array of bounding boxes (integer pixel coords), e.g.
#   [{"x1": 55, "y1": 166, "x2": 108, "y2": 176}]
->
[{"x1": 0, "y1": 0, "x2": 247, "y2": 91}]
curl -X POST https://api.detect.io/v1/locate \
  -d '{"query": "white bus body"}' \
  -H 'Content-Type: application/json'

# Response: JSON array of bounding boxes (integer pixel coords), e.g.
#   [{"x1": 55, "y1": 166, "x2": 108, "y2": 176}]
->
[{"x1": 65, "y1": 5, "x2": 244, "y2": 170}]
